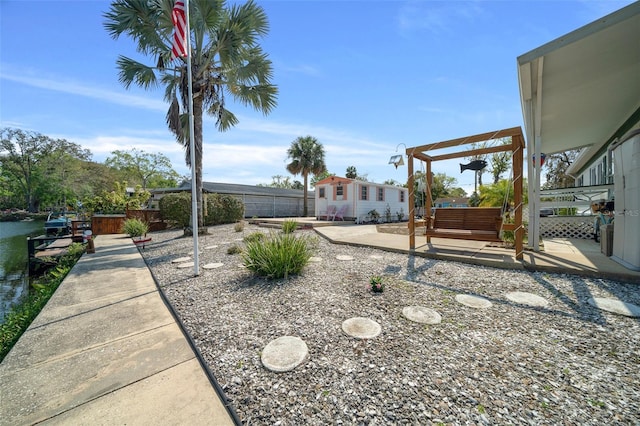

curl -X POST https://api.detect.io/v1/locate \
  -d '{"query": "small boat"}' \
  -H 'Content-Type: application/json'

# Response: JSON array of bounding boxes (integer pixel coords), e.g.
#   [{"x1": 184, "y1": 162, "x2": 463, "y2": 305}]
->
[{"x1": 44, "y1": 212, "x2": 73, "y2": 236}]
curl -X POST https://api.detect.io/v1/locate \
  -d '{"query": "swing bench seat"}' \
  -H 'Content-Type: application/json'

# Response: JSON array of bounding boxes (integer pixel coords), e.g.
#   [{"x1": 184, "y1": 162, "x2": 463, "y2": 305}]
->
[{"x1": 424, "y1": 207, "x2": 503, "y2": 243}]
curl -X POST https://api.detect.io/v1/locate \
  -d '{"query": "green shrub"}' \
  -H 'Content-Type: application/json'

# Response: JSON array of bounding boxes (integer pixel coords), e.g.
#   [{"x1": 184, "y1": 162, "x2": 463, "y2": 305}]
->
[
  {"x1": 205, "y1": 193, "x2": 244, "y2": 226},
  {"x1": 234, "y1": 221, "x2": 245, "y2": 232},
  {"x1": 84, "y1": 181, "x2": 150, "y2": 214},
  {"x1": 1, "y1": 243, "x2": 84, "y2": 362},
  {"x1": 227, "y1": 244, "x2": 242, "y2": 255},
  {"x1": 244, "y1": 231, "x2": 266, "y2": 244},
  {"x1": 282, "y1": 220, "x2": 298, "y2": 234},
  {"x1": 122, "y1": 218, "x2": 149, "y2": 237},
  {"x1": 242, "y1": 232, "x2": 314, "y2": 279},
  {"x1": 159, "y1": 193, "x2": 192, "y2": 228}
]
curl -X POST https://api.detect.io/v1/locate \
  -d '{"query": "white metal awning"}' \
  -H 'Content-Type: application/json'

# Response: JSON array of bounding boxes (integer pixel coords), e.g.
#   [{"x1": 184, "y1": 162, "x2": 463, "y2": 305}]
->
[{"x1": 517, "y1": 2, "x2": 640, "y2": 156}]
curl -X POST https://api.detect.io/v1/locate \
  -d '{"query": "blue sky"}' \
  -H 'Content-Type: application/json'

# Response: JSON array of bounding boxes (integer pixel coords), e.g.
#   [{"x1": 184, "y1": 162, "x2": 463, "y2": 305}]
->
[{"x1": 0, "y1": 0, "x2": 634, "y2": 194}]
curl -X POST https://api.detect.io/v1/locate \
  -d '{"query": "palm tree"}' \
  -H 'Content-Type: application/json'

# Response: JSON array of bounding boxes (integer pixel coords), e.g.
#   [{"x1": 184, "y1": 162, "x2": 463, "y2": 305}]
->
[
  {"x1": 286, "y1": 136, "x2": 326, "y2": 217},
  {"x1": 104, "y1": 0, "x2": 278, "y2": 227}
]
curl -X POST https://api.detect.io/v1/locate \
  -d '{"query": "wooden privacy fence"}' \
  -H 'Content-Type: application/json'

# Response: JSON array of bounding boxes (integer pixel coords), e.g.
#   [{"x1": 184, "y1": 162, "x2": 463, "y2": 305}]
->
[
  {"x1": 91, "y1": 211, "x2": 167, "y2": 235},
  {"x1": 91, "y1": 214, "x2": 126, "y2": 235},
  {"x1": 125, "y1": 209, "x2": 166, "y2": 232}
]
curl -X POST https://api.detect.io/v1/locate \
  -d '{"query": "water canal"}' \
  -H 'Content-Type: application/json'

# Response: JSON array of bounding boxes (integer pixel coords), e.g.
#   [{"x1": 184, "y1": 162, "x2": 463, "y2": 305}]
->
[{"x1": 0, "y1": 220, "x2": 44, "y2": 322}]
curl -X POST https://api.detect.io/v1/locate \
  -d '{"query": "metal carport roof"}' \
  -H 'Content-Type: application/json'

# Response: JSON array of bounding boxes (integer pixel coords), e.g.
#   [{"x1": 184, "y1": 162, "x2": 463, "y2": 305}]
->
[{"x1": 517, "y1": 1, "x2": 640, "y2": 156}]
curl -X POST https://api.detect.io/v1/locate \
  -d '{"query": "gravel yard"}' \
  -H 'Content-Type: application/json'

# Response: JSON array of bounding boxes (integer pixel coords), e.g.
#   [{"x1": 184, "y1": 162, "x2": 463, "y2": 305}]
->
[{"x1": 141, "y1": 224, "x2": 640, "y2": 425}]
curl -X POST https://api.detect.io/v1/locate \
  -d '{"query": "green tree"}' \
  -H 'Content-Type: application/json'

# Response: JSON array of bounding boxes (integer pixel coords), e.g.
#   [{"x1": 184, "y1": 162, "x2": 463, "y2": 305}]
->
[
  {"x1": 431, "y1": 172, "x2": 460, "y2": 201},
  {"x1": 466, "y1": 141, "x2": 489, "y2": 190},
  {"x1": 478, "y1": 178, "x2": 528, "y2": 208},
  {"x1": 1, "y1": 128, "x2": 91, "y2": 212},
  {"x1": 104, "y1": 0, "x2": 278, "y2": 227},
  {"x1": 105, "y1": 148, "x2": 180, "y2": 189},
  {"x1": 84, "y1": 181, "x2": 150, "y2": 214},
  {"x1": 489, "y1": 138, "x2": 512, "y2": 184},
  {"x1": 286, "y1": 136, "x2": 327, "y2": 216},
  {"x1": 259, "y1": 175, "x2": 303, "y2": 189},
  {"x1": 310, "y1": 170, "x2": 334, "y2": 187},
  {"x1": 346, "y1": 166, "x2": 357, "y2": 179}
]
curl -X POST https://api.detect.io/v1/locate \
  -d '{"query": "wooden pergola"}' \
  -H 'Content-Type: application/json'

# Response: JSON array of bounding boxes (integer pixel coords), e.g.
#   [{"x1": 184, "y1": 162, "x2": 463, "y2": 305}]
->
[{"x1": 405, "y1": 126, "x2": 526, "y2": 260}]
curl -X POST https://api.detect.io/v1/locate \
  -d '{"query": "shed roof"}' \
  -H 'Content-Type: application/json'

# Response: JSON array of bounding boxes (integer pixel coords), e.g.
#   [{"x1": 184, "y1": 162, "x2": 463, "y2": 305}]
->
[
  {"x1": 517, "y1": 2, "x2": 640, "y2": 156},
  {"x1": 152, "y1": 181, "x2": 313, "y2": 198}
]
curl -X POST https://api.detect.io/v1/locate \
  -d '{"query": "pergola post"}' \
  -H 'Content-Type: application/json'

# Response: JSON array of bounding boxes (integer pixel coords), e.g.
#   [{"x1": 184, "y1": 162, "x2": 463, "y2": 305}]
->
[{"x1": 408, "y1": 151, "x2": 415, "y2": 250}]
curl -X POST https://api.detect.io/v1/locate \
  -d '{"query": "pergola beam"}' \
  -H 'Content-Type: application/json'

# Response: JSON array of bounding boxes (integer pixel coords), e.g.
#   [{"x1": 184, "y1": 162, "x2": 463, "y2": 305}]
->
[
  {"x1": 430, "y1": 144, "x2": 514, "y2": 162},
  {"x1": 410, "y1": 126, "x2": 523, "y2": 152}
]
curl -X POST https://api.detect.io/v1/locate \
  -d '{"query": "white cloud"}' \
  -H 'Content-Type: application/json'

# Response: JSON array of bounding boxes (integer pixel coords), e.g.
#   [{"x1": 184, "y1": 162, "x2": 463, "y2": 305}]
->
[{"x1": 0, "y1": 68, "x2": 166, "y2": 112}]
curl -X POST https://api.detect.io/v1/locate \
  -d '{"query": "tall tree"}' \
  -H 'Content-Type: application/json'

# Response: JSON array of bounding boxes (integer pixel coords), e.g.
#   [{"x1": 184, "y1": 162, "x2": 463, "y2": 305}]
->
[
  {"x1": 467, "y1": 141, "x2": 489, "y2": 189},
  {"x1": 542, "y1": 149, "x2": 580, "y2": 189},
  {"x1": 286, "y1": 136, "x2": 326, "y2": 216},
  {"x1": 258, "y1": 175, "x2": 303, "y2": 189},
  {"x1": 104, "y1": 0, "x2": 278, "y2": 227},
  {"x1": 489, "y1": 138, "x2": 512, "y2": 184},
  {"x1": 105, "y1": 148, "x2": 180, "y2": 189},
  {"x1": 0, "y1": 128, "x2": 91, "y2": 212}
]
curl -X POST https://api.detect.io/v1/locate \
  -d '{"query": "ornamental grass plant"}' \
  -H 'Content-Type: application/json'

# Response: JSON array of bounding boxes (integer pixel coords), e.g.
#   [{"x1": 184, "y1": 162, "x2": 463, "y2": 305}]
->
[{"x1": 242, "y1": 232, "x2": 315, "y2": 279}]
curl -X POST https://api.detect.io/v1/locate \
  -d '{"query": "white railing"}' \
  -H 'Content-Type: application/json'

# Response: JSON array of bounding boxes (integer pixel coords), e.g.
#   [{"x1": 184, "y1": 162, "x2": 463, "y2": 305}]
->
[
  {"x1": 535, "y1": 185, "x2": 614, "y2": 239},
  {"x1": 540, "y1": 184, "x2": 613, "y2": 215}
]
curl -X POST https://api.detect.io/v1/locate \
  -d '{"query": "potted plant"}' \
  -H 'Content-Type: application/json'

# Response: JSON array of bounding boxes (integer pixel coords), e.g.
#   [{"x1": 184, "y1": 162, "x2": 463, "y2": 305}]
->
[{"x1": 122, "y1": 218, "x2": 151, "y2": 247}]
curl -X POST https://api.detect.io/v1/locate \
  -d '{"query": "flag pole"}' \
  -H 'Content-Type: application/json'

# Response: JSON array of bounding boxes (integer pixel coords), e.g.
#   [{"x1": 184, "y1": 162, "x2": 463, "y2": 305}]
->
[{"x1": 184, "y1": 0, "x2": 199, "y2": 276}]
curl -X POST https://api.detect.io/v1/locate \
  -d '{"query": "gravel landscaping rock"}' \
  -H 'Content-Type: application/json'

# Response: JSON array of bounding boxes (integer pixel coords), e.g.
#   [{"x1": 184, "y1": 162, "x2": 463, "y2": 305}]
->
[{"x1": 141, "y1": 224, "x2": 640, "y2": 425}]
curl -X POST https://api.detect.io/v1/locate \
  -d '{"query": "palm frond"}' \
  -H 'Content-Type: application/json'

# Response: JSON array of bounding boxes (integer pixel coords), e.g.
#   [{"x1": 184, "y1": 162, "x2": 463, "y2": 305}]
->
[
  {"x1": 116, "y1": 56, "x2": 158, "y2": 89},
  {"x1": 166, "y1": 96, "x2": 184, "y2": 140}
]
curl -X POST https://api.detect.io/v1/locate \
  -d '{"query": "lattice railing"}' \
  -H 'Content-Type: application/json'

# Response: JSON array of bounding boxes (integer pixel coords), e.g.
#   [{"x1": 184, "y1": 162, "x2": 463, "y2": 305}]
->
[{"x1": 539, "y1": 216, "x2": 595, "y2": 239}]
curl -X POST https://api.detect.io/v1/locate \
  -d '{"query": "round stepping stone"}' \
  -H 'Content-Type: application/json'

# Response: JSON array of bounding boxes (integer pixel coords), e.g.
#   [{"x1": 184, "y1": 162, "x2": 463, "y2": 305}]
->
[
  {"x1": 177, "y1": 262, "x2": 195, "y2": 269},
  {"x1": 336, "y1": 255, "x2": 354, "y2": 261},
  {"x1": 456, "y1": 294, "x2": 493, "y2": 309},
  {"x1": 588, "y1": 297, "x2": 640, "y2": 317},
  {"x1": 309, "y1": 257, "x2": 323, "y2": 263},
  {"x1": 505, "y1": 291, "x2": 549, "y2": 307},
  {"x1": 402, "y1": 306, "x2": 442, "y2": 324},
  {"x1": 342, "y1": 317, "x2": 381, "y2": 339},
  {"x1": 204, "y1": 245, "x2": 218, "y2": 250},
  {"x1": 261, "y1": 336, "x2": 309, "y2": 372},
  {"x1": 203, "y1": 262, "x2": 224, "y2": 269},
  {"x1": 171, "y1": 256, "x2": 191, "y2": 263}
]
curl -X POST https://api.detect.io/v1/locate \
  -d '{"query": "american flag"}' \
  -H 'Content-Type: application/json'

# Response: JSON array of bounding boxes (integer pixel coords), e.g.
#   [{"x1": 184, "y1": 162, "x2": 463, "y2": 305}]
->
[{"x1": 171, "y1": 0, "x2": 187, "y2": 60}]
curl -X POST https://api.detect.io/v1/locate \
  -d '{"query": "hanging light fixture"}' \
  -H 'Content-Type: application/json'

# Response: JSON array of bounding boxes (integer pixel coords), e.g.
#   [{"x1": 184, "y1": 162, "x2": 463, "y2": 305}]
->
[
  {"x1": 389, "y1": 143, "x2": 407, "y2": 168},
  {"x1": 388, "y1": 155, "x2": 404, "y2": 168}
]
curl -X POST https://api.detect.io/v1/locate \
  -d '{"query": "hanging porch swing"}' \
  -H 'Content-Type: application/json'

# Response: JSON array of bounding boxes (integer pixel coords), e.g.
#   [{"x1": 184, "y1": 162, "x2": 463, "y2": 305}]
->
[{"x1": 404, "y1": 126, "x2": 526, "y2": 260}]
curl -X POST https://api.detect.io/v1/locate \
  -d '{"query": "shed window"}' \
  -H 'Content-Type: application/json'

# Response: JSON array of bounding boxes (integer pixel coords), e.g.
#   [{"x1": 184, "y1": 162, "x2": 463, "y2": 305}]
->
[
  {"x1": 361, "y1": 185, "x2": 368, "y2": 200},
  {"x1": 400, "y1": 190, "x2": 405, "y2": 203},
  {"x1": 336, "y1": 185, "x2": 343, "y2": 197},
  {"x1": 319, "y1": 187, "x2": 326, "y2": 198},
  {"x1": 377, "y1": 187, "x2": 384, "y2": 201}
]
